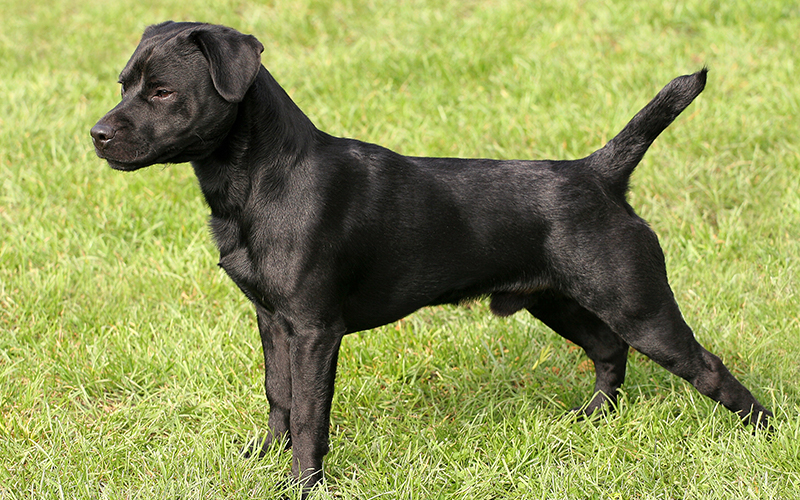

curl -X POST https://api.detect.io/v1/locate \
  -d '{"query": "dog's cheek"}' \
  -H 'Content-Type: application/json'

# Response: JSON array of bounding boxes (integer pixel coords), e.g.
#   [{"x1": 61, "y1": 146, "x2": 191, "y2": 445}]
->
[
  {"x1": 141, "y1": 100, "x2": 194, "y2": 152},
  {"x1": 134, "y1": 118, "x2": 157, "y2": 146},
  {"x1": 185, "y1": 92, "x2": 238, "y2": 145}
]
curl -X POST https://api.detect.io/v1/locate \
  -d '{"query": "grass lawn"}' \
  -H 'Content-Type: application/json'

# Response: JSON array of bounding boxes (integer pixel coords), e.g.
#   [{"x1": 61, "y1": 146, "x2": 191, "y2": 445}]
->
[{"x1": 1, "y1": 0, "x2": 799, "y2": 498}]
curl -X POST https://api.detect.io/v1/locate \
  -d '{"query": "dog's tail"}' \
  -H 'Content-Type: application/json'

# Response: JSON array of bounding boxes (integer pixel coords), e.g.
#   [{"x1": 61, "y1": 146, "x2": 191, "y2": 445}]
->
[{"x1": 590, "y1": 68, "x2": 707, "y2": 199}]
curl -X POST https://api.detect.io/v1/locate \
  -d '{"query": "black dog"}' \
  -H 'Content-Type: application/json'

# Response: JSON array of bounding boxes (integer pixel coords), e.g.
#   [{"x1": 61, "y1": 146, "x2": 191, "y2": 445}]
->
[{"x1": 91, "y1": 22, "x2": 771, "y2": 495}]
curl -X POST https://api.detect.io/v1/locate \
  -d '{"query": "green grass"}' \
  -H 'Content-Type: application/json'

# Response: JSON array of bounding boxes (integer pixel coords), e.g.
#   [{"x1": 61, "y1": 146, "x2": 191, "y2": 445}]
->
[{"x1": 2, "y1": 0, "x2": 799, "y2": 498}]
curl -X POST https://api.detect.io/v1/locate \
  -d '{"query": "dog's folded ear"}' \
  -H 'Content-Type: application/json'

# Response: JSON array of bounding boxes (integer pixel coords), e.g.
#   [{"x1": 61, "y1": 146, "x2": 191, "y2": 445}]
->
[{"x1": 190, "y1": 26, "x2": 265, "y2": 103}]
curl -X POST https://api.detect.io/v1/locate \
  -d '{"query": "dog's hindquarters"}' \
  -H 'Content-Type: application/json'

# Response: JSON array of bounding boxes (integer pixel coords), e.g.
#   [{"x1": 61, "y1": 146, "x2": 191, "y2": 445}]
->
[
  {"x1": 517, "y1": 69, "x2": 771, "y2": 427},
  {"x1": 540, "y1": 202, "x2": 772, "y2": 428}
]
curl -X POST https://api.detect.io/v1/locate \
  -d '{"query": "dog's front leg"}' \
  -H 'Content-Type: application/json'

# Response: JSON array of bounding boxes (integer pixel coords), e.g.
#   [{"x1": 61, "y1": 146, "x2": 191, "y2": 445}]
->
[
  {"x1": 289, "y1": 326, "x2": 343, "y2": 494},
  {"x1": 254, "y1": 307, "x2": 293, "y2": 453}
]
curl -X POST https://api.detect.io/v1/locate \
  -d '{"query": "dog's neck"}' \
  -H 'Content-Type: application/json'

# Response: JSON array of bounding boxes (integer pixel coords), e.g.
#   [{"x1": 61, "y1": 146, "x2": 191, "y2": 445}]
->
[{"x1": 191, "y1": 67, "x2": 318, "y2": 218}]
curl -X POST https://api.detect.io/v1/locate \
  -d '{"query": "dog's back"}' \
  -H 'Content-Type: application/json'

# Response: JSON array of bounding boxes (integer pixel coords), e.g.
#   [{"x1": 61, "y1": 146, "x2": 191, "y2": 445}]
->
[{"x1": 323, "y1": 70, "x2": 709, "y2": 327}]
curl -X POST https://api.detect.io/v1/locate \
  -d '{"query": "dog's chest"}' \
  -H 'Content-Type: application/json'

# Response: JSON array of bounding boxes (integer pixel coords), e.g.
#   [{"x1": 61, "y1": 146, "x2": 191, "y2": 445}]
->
[{"x1": 210, "y1": 215, "x2": 275, "y2": 312}]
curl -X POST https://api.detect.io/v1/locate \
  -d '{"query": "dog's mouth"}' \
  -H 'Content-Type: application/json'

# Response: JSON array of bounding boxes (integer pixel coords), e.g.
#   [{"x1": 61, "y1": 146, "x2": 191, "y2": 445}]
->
[
  {"x1": 94, "y1": 146, "x2": 154, "y2": 171},
  {"x1": 93, "y1": 134, "x2": 184, "y2": 171},
  {"x1": 91, "y1": 120, "x2": 160, "y2": 171},
  {"x1": 105, "y1": 158, "x2": 150, "y2": 172},
  {"x1": 91, "y1": 118, "x2": 222, "y2": 171}
]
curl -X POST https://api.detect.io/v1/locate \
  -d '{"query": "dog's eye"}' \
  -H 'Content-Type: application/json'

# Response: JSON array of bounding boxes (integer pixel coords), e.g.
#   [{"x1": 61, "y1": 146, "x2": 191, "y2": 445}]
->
[{"x1": 153, "y1": 89, "x2": 174, "y2": 100}]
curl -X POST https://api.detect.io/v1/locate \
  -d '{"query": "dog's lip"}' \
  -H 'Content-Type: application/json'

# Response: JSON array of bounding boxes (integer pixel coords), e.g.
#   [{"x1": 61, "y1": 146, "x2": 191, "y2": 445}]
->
[
  {"x1": 96, "y1": 150, "x2": 152, "y2": 171},
  {"x1": 94, "y1": 145, "x2": 157, "y2": 171},
  {"x1": 107, "y1": 160, "x2": 149, "y2": 172}
]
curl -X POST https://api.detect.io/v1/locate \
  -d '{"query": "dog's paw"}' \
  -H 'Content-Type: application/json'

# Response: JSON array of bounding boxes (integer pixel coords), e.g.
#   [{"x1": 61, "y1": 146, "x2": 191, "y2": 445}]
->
[
  {"x1": 273, "y1": 475, "x2": 326, "y2": 500},
  {"x1": 567, "y1": 394, "x2": 619, "y2": 421},
  {"x1": 744, "y1": 408, "x2": 774, "y2": 435}
]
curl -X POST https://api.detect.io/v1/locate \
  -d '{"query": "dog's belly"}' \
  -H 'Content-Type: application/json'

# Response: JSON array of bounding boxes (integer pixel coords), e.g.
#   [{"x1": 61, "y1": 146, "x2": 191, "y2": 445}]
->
[
  {"x1": 339, "y1": 260, "x2": 550, "y2": 333},
  {"x1": 341, "y1": 291, "x2": 460, "y2": 333}
]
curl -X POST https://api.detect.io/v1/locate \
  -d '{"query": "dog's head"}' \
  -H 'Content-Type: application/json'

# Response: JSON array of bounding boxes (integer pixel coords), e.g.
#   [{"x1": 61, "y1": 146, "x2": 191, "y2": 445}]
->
[{"x1": 90, "y1": 22, "x2": 264, "y2": 171}]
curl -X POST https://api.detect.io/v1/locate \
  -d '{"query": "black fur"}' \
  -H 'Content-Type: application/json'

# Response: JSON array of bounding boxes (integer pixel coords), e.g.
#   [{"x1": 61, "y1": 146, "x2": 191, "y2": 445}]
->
[{"x1": 91, "y1": 22, "x2": 772, "y2": 496}]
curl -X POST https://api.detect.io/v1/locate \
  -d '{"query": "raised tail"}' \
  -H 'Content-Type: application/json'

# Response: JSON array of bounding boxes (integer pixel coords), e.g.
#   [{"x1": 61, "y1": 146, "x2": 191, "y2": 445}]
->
[{"x1": 591, "y1": 68, "x2": 707, "y2": 199}]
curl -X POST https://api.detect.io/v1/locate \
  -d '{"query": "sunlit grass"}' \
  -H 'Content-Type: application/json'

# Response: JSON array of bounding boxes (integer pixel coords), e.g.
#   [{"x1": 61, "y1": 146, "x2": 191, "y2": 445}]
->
[{"x1": 1, "y1": 0, "x2": 798, "y2": 498}]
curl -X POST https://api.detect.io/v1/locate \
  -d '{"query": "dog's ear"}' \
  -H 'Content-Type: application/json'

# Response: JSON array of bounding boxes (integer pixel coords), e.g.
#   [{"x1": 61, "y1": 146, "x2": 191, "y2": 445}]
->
[
  {"x1": 142, "y1": 21, "x2": 177, "y2": 40},
  {"x1": 190, "y1": 27, "x2": 264, "y2": 103}
]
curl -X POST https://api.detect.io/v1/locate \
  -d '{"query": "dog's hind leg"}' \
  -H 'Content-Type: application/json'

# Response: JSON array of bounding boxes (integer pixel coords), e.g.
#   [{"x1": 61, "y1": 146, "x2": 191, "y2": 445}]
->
[
  {"x1": 526, "y1": 293, "x2": 630, "y2": 416},
  {"x1": 565, "y1": 226, "x2": 772, "y2": 429},
  {"x1": 601, "y1": 298, "x2": 772, "y2": 429}
]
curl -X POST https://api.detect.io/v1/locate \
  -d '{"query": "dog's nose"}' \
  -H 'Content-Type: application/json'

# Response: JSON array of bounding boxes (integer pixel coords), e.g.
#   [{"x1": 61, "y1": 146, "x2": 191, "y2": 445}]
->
[{"x1": 90, "y1": 122, "x2": 116, "y2": 149}]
